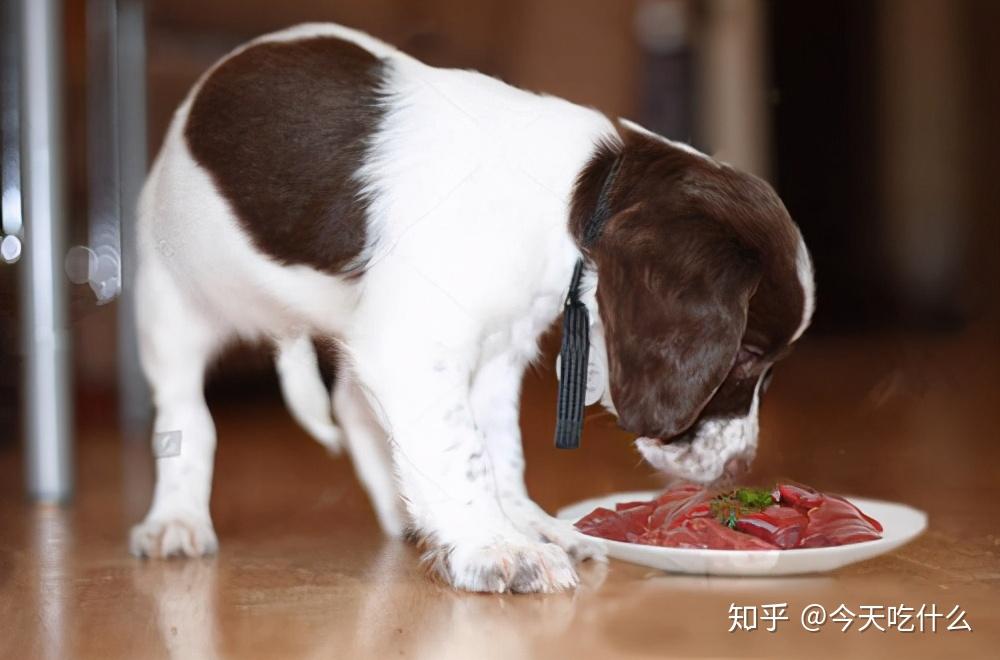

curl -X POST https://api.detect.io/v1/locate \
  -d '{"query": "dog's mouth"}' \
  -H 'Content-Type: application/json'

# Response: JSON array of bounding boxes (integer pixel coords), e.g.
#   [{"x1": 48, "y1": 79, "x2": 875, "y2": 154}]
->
[{"x1": 645, "y1": 429, "x2": 695, "y2": 447}]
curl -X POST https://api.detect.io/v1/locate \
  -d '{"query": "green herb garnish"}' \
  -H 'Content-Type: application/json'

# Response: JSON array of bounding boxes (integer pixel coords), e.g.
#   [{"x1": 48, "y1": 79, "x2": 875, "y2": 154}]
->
[
  {"x1": 736, "y1": 487, "x2": 775, "y2": 510},
  {"x1": 710, "y1": 487, "x2": 776, "y2": 528}
]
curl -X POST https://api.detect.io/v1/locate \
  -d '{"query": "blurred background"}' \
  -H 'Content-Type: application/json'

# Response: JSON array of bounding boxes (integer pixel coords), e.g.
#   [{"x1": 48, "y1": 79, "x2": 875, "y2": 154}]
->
[{"x1": 0, "y1": 0, "x2": 998, "y2": 500}]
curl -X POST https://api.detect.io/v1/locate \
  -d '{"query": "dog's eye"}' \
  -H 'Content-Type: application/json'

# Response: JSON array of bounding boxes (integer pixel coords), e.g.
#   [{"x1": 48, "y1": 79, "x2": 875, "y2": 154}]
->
[
  {"x1": 730, "y1": 344, "x2": 770, "y2": 381},
  {"x1": 737, "y1": 345, "x2": 765, "y2": 364},
  {"x1": 733, "y1": 345, "x2": 765, "y2": 378}
]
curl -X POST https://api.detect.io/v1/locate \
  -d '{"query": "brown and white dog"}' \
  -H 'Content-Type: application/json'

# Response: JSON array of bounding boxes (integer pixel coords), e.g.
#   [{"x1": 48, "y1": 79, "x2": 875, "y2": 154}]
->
[{"x1": 130, "y1": 24, "x2": 814, "y2": 593}]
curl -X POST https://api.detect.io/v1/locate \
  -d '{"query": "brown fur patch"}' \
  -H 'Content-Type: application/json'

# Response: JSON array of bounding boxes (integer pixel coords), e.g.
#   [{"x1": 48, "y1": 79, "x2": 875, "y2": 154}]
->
[{"x1": 185, "y1": 36, "x2": 387, "y2": 276}]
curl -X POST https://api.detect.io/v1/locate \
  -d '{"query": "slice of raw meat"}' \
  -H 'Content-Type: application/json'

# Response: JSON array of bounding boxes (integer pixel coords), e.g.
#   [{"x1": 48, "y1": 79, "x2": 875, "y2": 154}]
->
[
  {"x1": 615, "y1": 500, "x2": 651, "y2": 512},
  {"x1": 797, "y1": 495, "x2": 883, "y2": 548},
  {"x1": 775, "y1": 483, "x2": 824, "y2": 509},
  {"x1": 575, "y1": 507, "x2": 631, "y2": 542},
  {"x1": 649, "y1": 487, "x2": 711, "y2": 530},
  {"x1": 616, "y1": 503, "x2": 656, "y2": 540},
  {"x1": 654, "y1": 483, "x2": 704, "y2": 505},
  {"x1": 735, "y1": 505, "x2": 809, "y2": 549}
]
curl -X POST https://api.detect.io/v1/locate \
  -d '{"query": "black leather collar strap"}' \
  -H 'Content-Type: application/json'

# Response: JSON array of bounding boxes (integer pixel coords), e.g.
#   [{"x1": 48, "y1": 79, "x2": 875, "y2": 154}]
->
[{"x1": 554, "y1": 155, "x2": 622, "y2": 449}]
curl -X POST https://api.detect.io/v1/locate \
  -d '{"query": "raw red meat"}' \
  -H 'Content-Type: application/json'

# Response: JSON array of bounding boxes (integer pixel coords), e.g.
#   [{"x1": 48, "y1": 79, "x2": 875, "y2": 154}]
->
[
  {"x1": 640, "y1": 517, "x2": 779, "y2": 550},
  {"x1": 616, "y1": 503, "x2": 657, "y2": 542},
  {"x1": 735, "y1": 505, "x2": 809, "y2": 549},
  {"x1": 574, "y1": 507, "x2": 630, "y2": 542},
  {"x1": 648, "y1": 487, "x2": 711, "y2": 530},
  {"x1": 615, "y1": 500, "x2": 652, "y2": 512},
  {"x1": 574, "y1": 482, "x2": 883, "y2": 550},
  {"x1": 775, "y1": 483, "x2": 824, "y2": 509},
  {"x1": 797, "y1": 495, "x2": 883, "y2": 548},
  {"x1": 654, "y1": 483, "x2": 704, "y2": 505}
]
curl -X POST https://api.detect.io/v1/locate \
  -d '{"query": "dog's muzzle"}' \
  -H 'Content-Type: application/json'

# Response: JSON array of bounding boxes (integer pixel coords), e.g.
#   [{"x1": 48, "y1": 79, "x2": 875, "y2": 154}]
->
[{"x1": 635, "y1": 412, "x2": 759, "y2": 484}]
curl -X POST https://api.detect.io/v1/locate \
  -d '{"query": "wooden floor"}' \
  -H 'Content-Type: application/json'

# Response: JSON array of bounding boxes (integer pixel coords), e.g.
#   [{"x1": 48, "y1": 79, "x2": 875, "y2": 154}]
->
[{"x1": 1, "y1": 328, "x2": 999, "y2": 658}]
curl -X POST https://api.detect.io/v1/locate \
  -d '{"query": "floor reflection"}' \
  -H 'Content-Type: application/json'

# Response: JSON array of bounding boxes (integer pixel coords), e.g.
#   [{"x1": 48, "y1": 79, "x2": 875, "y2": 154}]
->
[
  {"x1": 131, "y1": 559, "x2": 220, "y2": 660},
  {"x1": 32, "y1": 505, "x2": 69, "y2": 660},
  {"x1": 338, "y1": 542, "x2": 607, "y2": 660}
]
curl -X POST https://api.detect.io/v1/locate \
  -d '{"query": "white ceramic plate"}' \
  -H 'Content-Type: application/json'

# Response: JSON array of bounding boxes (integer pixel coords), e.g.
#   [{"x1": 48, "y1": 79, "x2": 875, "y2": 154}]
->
[{"x1": 556, "y1": 490, "x2": 927, "y2": 576}]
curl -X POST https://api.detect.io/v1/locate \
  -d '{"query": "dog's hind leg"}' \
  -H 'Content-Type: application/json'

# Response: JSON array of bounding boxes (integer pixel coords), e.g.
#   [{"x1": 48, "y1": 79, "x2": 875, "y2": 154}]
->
[{"x1": 129, "y1": 251, "x2": 225, "y2": 558}]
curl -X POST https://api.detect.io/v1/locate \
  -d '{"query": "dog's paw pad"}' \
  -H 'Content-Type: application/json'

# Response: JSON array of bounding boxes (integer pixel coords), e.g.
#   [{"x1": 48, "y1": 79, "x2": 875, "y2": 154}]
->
[{"x1": 130, "y1": 516, "x2": 218, "y2": 559}]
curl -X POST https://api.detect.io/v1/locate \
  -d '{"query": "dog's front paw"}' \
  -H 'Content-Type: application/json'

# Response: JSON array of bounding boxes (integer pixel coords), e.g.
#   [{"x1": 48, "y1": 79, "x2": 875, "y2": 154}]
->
[
  {"x1": 426, "y1": 536, "x2": 578, "y2": 593},
  {"x1": 130, "y1": 514, "x2": 218, "y2": 559},
  {"x1": 504, "y1": 499, "x2": 607, "y2": 563}
]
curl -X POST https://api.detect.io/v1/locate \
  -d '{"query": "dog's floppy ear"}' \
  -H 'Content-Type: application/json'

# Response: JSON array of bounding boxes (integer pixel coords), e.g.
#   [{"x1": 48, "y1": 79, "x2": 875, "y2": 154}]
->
[{"x1": 594, "y1": 210, "x2": 762, "y2": 439}]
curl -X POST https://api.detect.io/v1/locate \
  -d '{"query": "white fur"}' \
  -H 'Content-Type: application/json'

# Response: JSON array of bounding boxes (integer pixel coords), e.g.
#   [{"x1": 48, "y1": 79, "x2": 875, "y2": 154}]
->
[
  {"x1": 275, "y1": 335, "x2": 342, "y2": 453},
  {"x1": 619, "y1": 117, "x2": 717, "y2": 164},
  {"x1": 331, "y1": 371, "x2": 406, "y2": 537},
  {"x1": 575, "y1": 267, "x2": 617, "y2": 415},
  {"x1": 792, "y1": 234, "x2": 816, "y2": 341}
]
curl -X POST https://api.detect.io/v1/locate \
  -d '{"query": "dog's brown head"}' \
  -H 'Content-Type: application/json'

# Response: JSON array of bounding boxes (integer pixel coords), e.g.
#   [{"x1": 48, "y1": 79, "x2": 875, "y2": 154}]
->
[{"x1": 571, "y1": 120, "x2": 814, "y2": 482}]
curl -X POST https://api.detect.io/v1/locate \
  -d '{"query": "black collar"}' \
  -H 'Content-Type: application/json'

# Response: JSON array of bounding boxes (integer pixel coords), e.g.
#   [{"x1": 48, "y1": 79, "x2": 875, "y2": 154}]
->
[{"x1": 554, "y1": 155, "x2": 622, "y2": 449}]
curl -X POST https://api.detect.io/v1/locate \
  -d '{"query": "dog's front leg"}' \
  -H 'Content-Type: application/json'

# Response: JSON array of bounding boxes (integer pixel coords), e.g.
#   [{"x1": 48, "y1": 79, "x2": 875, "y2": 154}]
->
[
  {"x1": 351, "y1": 340, "x2": 578, "y2": 593},
  {"x1": 470, "y1": 351, "x2": 605, "y2": 564}
]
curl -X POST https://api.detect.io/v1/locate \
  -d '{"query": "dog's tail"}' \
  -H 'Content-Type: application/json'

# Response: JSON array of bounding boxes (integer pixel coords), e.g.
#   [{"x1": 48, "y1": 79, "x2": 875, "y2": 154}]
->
[{"x1": 275, "y1": 335, "x2": 343, "y2": 454}]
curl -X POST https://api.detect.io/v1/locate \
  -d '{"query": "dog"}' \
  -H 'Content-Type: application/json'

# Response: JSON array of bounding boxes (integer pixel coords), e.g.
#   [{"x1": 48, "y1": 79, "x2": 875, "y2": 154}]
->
[{"x1": 130, "y1": 23, "x2": 815, "y2": 593}]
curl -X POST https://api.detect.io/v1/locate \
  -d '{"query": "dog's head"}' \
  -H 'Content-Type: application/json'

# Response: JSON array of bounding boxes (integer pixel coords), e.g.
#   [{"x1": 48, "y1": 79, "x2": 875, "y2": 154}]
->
[{"x1": 571, "y1": 120, "x2": 814, "y2": 483}]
